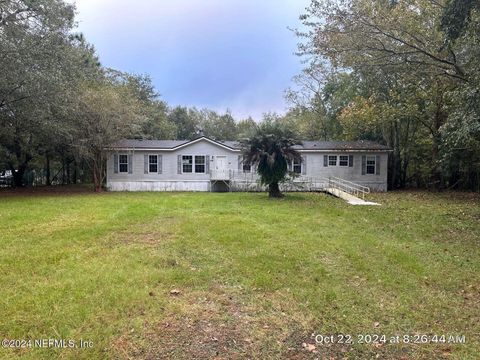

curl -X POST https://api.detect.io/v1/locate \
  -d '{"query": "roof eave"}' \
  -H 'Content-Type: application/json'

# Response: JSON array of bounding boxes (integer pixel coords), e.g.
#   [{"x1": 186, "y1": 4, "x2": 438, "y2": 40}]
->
[{"x1": 298, "y1": 149, "x2": 392, "y2": 152}]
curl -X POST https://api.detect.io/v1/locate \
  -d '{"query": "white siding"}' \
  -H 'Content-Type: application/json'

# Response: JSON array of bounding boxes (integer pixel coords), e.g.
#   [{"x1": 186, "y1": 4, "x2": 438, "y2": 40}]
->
[
  {"x1": 106, "y1": 139, "x2": 239, "y2": 191},
  {"x1": 303, "y1": 152, "x2": 388, "y2": 191},
  {"x1": 106, "y1": 139, "x2": 389, "y2": 192}
]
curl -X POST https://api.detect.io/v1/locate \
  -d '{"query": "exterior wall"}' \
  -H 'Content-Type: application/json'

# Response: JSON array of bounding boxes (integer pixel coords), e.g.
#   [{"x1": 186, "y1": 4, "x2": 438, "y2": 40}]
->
[
  {"x1": 231, "y1": 152, "x2": 388, "y2": 192},
  {"x1": 106, "y1": 139, "x2": 389, "y2": 192},
  {"x1": 302, "y1": 152, "x2": 388, "y2": 192},
  {"x1": 106, "y1": 140, "x2": 239, "y2": 191}
]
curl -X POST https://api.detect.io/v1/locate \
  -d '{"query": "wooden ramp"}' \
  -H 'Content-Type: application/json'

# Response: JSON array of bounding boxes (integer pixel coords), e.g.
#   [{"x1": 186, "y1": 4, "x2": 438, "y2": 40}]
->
[
  {"x1": 325, "y1": 187, "x2": 380, "y2": 205},
  {"x1": 324, "y1": 177, "x2": 380, "y2": 206}
]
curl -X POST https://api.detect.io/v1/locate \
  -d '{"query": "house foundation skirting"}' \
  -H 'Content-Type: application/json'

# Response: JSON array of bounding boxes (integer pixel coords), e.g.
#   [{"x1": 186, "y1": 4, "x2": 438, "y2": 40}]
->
[
  {"x1": 106, "y1": 179, "x2": 387, "y2": 192},
  {"x1": 107, "y1": 181, "x2": 211, "y2": 192}
]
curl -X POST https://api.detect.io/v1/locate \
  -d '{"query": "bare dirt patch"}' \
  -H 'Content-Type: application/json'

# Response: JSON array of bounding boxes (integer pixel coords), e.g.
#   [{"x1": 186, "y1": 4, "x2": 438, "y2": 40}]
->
[
  {"x1": 111, "y1": 286, "x2": 326, "y2": 359},
  {"x1": 111, "y1": 285, "x2": 458, "y2": 359},
  {"x1": 111, "y1": 217, "x2": 181, "y2": 247},
  {"x1": 115, "y1": 229, "x2": 177, "y2": 246},
  {"x1": 112, "y1": 287, "x2": 254, "y2": 359}
]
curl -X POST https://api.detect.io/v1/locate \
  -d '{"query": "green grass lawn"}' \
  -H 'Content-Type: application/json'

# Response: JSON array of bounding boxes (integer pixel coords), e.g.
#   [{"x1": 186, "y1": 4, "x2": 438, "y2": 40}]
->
[{"x1": 0, "y1": 190, "x2": 478, "y2": 359}]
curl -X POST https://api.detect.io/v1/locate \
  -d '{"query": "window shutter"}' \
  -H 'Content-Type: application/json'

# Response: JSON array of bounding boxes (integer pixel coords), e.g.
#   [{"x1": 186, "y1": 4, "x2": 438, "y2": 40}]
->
[
  {"x1": 205, "y1": 155, "x2": 210, "y2": 173},
  {"x1": 349, "y1": 155, "x2": 354, "y2": 167},
  {"x1": 287, "y1": 160, "x2": 292, "y2": 171},
  {"x1": 158, "y1": 155, "x2": 162, "y2": 174},
  {"x1": 376, "y1": 155, "x2": 381, "y2": 175},
  {"x1": 113, "y1": 154, "x2": 118, "y2": 174},
  {"x1": 302, "y1": 156, "x2": 306, "y2": 175},
  {"x1": 128, "y1": 154, "x2": 133, "y2": 174},
  {"x1": 361, "y1": 155, "x2": 366, "y2": 175},
  {"x1": 238, "y1": 155, "x2": 242, "y2": 171},
  {"x1": 323, "y1": 155, "x2": 328, "y2": 167},
  {"x1": 144, "y1": 155, "x2": 148, "y2": 174},
  {"x1": 177, "y1": 155, "x2": 182, "y2": 174}
]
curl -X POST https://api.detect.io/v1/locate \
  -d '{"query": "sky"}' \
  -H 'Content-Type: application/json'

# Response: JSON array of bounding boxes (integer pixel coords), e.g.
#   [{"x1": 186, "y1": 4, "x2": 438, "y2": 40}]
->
[{"x1": 72, "y1": 0, "x2": 311, "y2": 120}]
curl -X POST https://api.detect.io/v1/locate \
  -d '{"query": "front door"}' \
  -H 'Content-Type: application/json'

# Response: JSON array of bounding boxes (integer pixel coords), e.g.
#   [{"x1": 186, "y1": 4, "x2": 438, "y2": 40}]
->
[{"x1": 214, "y1": 156, "x2": 228, "y2": 179}]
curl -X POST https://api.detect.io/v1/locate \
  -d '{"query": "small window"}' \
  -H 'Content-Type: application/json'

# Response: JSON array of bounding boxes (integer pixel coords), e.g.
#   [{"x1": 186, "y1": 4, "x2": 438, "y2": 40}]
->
[
  {"x1": 119, "y1": 154, "x2": 128, "y2": 173},
  {"x1": 195, "y1": 156, "x2": 205, "y2": 173},
  {"x1": 182, "y1": 155, "x2": 193, "y2": 173},
  {"x1": 292, "y1": 159, "x2": 302, "y2": 174},
  {"x1": 328, "y1": 155, "x2": 337, "y2": 166},
  {"x1": 243, "y1": 157, "x2": 251, "y2": 173},
  {"x1": 149, "y1": 155, "x2": 158, "y2": 173},
  {"x1": 366, "y1": 155, "x2": 376, "y2": 174},
  {"x1": 339, "y1": 155, "x2": 349, "y2": 167}
]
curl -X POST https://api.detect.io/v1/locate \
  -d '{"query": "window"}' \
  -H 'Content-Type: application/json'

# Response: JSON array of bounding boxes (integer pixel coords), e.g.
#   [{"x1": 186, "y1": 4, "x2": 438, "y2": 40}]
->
[
  {"x1": 366, "y1": 155, "x2": 376, "y2": 174},
  {"x1": 182, "y1": 155, "x2": 206, "y2": 173},
  {"x1": 339, "y1": 155, "x2": 349, "y2": 167},
  {"x1": 119, "y1": 154, "x2": 128, "y2": 173},
  {"x1": 292, "y1": 159, "x2": 302, "y2": 174},
  {"x1": 328, "y1": 155, "x2": 337, "y2": 166},
  {"x1": 195, "y1": 156, "x2": 205, "y2": 173},
  {"x1": 182, "y1": 155, "x2": 193, "y2": 173},
  {"x1": 149, "y1": 155, "x2": 158, "y2": 173},
  {"x1": 242, "y1": 157, "x2": 251, "y2": 173}
]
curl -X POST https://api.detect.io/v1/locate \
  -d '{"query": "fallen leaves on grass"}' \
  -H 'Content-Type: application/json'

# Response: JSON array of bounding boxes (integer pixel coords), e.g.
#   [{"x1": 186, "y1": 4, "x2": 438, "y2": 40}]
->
[{"x1": 302, "y1": 342, "x2": 317, "y2": 353}]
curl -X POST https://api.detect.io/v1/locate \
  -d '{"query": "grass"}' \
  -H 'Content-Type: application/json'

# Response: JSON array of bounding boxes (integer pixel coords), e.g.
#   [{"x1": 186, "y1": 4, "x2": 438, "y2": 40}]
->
[{"x1": 0, "y1": 189, "x2": 478, "y2": 359}]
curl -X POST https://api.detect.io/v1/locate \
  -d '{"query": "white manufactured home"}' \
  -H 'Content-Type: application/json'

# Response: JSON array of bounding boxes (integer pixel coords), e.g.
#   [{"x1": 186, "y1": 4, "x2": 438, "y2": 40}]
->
[{"x1": 106, "y1": 136, "x2": 390, "y2": 192}]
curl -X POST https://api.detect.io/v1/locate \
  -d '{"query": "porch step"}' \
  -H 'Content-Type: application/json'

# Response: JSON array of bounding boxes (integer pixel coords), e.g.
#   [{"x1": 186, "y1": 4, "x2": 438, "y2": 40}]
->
[{"x1": 325, "y1": 187, "x2": 380, "y2": 206}]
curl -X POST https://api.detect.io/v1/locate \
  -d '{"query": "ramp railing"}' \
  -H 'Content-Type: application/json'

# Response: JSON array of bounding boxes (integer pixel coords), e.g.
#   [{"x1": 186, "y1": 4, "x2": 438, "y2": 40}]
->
[{"x1": 328, "y1": 176, "x2": 370, "y2": 199}]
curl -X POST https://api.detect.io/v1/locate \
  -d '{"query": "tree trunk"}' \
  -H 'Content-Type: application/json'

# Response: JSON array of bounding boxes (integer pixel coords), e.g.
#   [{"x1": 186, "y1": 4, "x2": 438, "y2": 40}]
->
[
  {"x1": 61, "y1": 157, "x2": 66, "y2": 185},
  {"x1": 11, "y1": 164, "x2": 26, "y2": 187},
  {"x1": 92, "y1": 152, "x2": 106, "y2": 192},
  {"x1": 45, "y1": 154, "x2": 51, "y2": 186},
  {"x1": 93, "y1": 160, "x2": 102, "y2": 192},
  {"x1": 268, "y1": 182, "x2": 283, "y2": 198},
  {"x1": 73, "y1": 160, "x2": 78, "y2": 184},
  {"x1": 66, "y1": 160, "x2": 71, "y2": 184},
  {"x1": 430, "y1": 86, "x2": 447, "y2": 190}
]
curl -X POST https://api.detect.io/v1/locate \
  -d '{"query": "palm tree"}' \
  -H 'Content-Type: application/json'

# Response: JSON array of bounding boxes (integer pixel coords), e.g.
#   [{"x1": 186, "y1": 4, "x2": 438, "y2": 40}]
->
[{"x1": 240, "y1": 122, "x2": 302, "y2": 198}]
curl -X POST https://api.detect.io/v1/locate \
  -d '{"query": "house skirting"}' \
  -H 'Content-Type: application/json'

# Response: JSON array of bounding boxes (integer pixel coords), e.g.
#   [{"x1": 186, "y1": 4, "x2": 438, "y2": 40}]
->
[
  {"x1": 107, "y1": 181, "x2": 211, "y2": 192},
  {"x1": 357, "y1": 181, "x2": 387, "y2": 192},
  {"x1": 106, "y1": 179, "x2": 387, "y2": 192}
]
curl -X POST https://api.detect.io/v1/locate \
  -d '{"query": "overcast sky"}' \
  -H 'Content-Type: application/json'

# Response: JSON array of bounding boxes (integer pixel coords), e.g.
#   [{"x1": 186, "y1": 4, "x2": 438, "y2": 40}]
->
[{"x1": 73, "y1": 0, "x2": 310, "y2": 120}]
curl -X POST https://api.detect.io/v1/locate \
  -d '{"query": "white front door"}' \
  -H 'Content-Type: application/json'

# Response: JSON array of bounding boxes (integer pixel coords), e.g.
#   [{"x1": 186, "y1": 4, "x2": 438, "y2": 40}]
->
[
  {"x1": 213, "y1": 156, "x2": 228, "y2": 179},
  {"x1": 215, "y1": 156, "x2": 227, "y2": 171}
]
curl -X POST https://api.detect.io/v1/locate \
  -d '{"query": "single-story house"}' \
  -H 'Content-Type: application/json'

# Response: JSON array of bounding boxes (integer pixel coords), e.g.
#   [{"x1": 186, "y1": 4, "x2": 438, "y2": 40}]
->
[{"x1": 106, "y1": 136, "x2": 390, "y2": 192}]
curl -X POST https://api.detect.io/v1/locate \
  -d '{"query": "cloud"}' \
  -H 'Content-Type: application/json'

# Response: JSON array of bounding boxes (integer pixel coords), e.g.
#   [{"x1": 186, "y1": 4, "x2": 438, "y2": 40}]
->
[{"x1": 72, "y1": 0, "x2": 310, "y2": 120}]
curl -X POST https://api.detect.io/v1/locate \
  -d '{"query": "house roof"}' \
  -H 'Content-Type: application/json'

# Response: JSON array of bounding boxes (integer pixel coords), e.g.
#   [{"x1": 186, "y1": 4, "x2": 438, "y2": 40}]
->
[
  {"x1": 112, "y1": 137, "x2": 391, "y2": 152},
  {"x1": 292, "y1": 140, "x2": 391, "y2": 151}
]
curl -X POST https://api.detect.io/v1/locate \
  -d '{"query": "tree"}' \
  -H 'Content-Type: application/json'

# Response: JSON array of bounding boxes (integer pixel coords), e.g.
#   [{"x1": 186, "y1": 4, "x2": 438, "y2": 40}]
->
[
  {"x1": 441, "y1": 0, "x2": 479, "y2": 42},
  {"x1": 292, "y1": 0, "x2": 480, "y2": 190},
  {"x1": 237, "y1": 117, "x2": 258, "y2": 138},
  {"x1": 72, "y1": 72, "x2": 145, "y2": 192},
  {"x1": 285, "y1": 61, "x2": 342, "y2": 140},
  {"x1": 439, "y1": 1, "x2": 480, "y2": 190},
  {"x1": 168, "y1": 106, "x2": 199, "y2": 140},
  {"x1": 111, "y1": 71, "x2": 177, "y2": 140},
  {"x1": 0, "y1": 0, "x2": 100, "y2": 186},
  {"x1": 141, "y1": 100, "x2": 176, "y2": 140},
  {"x1": 240, "y1": 122, "x2": 301, "y2": 198},
  {"x1": 200, "y1": 110, "x2": 238, "y2": 140},
  {"x1": 298, "y1": 0, "x2": 469, "y2": 82}
]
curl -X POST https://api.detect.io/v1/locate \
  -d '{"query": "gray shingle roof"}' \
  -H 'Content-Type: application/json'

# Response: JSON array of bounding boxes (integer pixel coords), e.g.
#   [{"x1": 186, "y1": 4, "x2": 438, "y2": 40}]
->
[
  {"x1": 293, "y1": 140, "x2": 390, "y2": 151},
  {"x1": 113, "y1": 137, "x2": 390, "y2": 151},
  {"x1": 115, "y1": 139, "x2": 189, "y2": 149}
]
